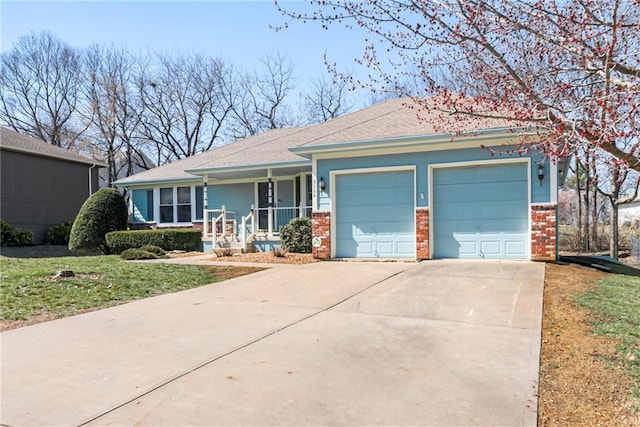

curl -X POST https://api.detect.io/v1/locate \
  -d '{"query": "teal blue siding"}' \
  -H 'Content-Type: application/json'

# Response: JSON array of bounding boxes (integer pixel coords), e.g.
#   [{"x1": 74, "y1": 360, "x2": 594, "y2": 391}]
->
[
  {"x1": 208, "y1": 183, "x2": 254, "y2": 214},
  {"x1": 317, "y1": 147, "x2": 551, "y2": 210},
  {"x1": 335, "y1": 170, "x2": 415, "y2": 258},
  {"x1": 432, "y1": 163, "x2": 528, "y2": 259},
  {"x1": 131, "y1": 189, "x2": 153, "y2": 223},
  {"x1": 208, "y1": 183, "x2": 254, "y2": 235}
]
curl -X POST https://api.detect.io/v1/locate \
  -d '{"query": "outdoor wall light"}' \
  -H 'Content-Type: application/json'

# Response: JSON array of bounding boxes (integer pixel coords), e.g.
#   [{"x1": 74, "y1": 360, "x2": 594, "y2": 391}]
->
[
  {"x1": 537, "y1": 162, "x2": 546, "y2": 186},
  {"x1": 319, "y1": 176, "x2": 326, "y2": 191}
]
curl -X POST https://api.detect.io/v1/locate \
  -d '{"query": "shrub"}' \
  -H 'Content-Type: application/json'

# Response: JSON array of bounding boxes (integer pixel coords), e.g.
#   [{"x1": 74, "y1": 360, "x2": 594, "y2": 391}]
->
[
  {"x1": 13, "y1": 228, "x2": 34, "y2": 246},
  {"x1": 68, "y1": 188, "x2": 128, "y2": 254},
  {"x1": 105, "y1": 229, "x2": 202, "y2": 254},
  {"x1": 46, "y1": 221, "x2": 73, "y2": 245},
  {"x1": 214, "y1": 248, "x2": 235, "y2": 257},
  {"x1": 1, "y1": 220, "x2": 13, "y2": 246},
  {"x1": 279, "y1": 217, "x2": 312, "y2": 253},
  {"x1": 271, "y1": 247, "x2": 287, "y2": 257},
  {"x1": 120, "y1": 248, "x2": 159, "y2": 260},
  {"x1": 0, "y1": 220, "x2": 33, "y2": 247},
  {"x1": 138, "y1": 244, "x2": 166, "y2": 257}
]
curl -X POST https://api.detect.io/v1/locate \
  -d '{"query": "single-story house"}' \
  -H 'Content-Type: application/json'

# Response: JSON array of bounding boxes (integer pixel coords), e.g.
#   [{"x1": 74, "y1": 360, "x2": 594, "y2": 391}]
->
[
  {"x1": 115, "y1": 97, "x2": 567, "y2": 261},
  {"x1": 1, "y1": 127, "x2": 105, "y2": 243}
]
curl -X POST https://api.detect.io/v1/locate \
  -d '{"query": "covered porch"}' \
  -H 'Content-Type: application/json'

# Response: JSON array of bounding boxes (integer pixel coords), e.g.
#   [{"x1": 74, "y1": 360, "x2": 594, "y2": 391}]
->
[{"x1": 189, "y1": 161, "x2": 314, "y2": 252}]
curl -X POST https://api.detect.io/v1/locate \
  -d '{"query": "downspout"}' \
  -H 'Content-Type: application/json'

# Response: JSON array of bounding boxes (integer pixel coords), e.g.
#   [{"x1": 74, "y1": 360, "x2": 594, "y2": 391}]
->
[{"x1": 88, "y1": 164, "x2": 97, "y2": 196}]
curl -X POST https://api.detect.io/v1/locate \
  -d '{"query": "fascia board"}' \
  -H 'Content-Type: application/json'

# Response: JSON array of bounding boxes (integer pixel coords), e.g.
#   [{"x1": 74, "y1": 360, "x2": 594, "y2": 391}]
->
[
  {"x1": 289, "y1": 127, "x2": 543, "y2": 157},
  {"x1": 185, "y1": 160, "x2": 311, "y2": 175}
]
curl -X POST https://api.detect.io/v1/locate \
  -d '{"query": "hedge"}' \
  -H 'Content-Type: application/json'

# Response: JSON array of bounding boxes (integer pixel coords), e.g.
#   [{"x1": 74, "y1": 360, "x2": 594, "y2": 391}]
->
[{"x1": 105, "y1": 229, "x2": 202, "y2": 254}]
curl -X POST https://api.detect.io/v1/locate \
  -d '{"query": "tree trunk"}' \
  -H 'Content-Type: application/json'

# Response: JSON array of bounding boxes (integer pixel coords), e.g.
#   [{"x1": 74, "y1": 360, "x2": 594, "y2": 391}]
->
[
  {"x1": 610, "y1": 203, "x2": 619, "y2": 259},
  {"x1": 575, "y1": 163, "x2": 583, "y2": 250},
  {"x1": 583, "y1": 170, "x2": 590, "y2": 252},
  {"x1": 592, "y1": 189, "x2": 599, "y2": 250}
]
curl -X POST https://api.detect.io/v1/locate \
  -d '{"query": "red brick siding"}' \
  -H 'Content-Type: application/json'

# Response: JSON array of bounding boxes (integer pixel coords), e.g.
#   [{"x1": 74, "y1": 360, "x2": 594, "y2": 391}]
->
[
  {"x1": 531, "y1": 204, "x2": 557, "y2": 261},
  {"x1": 416, "y1": 208, "x2": 429, "y2": 260},
  {"x1": 312, "y1": 211, "x2": 331, "y2": 259}
]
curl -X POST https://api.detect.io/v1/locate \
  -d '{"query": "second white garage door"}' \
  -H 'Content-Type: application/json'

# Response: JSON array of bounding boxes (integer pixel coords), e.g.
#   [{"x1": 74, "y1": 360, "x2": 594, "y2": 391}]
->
[{"x1": 334, "y1": 170, "x2": 415, "y2": 258}]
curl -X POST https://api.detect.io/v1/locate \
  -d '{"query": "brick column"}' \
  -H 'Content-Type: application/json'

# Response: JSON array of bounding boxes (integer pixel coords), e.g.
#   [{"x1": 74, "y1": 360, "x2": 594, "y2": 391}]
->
[
  {"x1": 531, "y1": 203, "x2": 557, "y2": 261},
  {"x1": 311, "y1": 211, "x2": 331, "y2": 259},
  {"x1": 416, "y1": 207, "x2": 430, "y2": 260}
]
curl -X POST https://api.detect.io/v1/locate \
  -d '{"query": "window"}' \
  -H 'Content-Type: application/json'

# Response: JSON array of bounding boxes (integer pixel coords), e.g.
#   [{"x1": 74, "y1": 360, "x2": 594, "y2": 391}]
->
[
  {"x1": 159, "y1": 188, "x2": 174, "y2": 223},
  {"x1": 177, "y1": 186, "x2": 191, "y2": 222},
  {"x1": 159, "y1": 186, "x2": 192, "y2": 223}
]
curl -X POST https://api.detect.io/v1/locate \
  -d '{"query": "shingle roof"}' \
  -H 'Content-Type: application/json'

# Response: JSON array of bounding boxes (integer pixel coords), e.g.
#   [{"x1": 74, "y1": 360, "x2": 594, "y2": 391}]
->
[
  {"x1": 115, "y1": 96, "x2": 519, "y2": 186},
  {"x1": 0, "y1": 127, "x2": 105, "y2": 166}
]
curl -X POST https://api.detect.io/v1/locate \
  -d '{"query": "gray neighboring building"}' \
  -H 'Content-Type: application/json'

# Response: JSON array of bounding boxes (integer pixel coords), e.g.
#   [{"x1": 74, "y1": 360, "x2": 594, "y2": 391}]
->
[{"x1": 1, "y1": 127, "x2": 105, "y2": 243}]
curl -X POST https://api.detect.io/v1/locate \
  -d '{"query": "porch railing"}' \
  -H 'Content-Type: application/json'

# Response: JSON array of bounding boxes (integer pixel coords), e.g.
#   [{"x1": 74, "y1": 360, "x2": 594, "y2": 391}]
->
[
  {"x1": 204, "y1": 205, "x2": 311, "y2": 249},
  {"x1": 203, "y1": 206, "x2": 237, "y2": 243},
  {"x1": 254, "y1": 206, "x2": 312, "y2": 233}
]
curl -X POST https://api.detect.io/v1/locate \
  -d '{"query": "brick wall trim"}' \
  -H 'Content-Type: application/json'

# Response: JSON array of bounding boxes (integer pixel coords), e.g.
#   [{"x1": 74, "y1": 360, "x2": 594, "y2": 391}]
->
[
  {"x1": 531, "y1": 203, "x2": 557, "y2": 261},
  {"x1": 416, "y1": 207, "x2": 429, "y2": 260},
  {"x1": 311, "y1": 211, "x2": 331, "y2": 259}
]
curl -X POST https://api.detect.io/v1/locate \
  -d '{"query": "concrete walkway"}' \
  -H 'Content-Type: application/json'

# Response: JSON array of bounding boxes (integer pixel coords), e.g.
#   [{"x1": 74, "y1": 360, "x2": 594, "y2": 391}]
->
[{"x1": 1, "y1": 260, "x2": 544, "y2": 426}]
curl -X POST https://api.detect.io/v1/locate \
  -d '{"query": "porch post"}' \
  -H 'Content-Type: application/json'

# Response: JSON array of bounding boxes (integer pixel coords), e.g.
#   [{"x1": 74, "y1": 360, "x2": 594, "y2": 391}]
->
[
  {"x1": 267, "y1": 169, "x2": 274, "y2": 236},
  {"x1": 203, "y1": 175, "x2": 209, "y2": 237},
  {"x1": 299, "y1": 174, "x2": 307, "y2": 217}
]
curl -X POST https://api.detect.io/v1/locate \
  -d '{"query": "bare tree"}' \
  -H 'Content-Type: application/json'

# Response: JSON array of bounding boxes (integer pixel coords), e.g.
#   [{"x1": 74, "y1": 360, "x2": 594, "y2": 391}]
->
[
  {"x1": 302, "y1": 74, "x2": 354, "y2": 123},
  {"x1": 230, "y1": 53, "x2": 299, "y2": 138},
  {"x1": 137, "y1": 53, "x2": 234, "y2": 164},
  {"x1": 84, "y1": 44, "x2": 147, "y2": 186},
  {"x1": 0, "y1": 31, "x2": 87, "y2": 148},
  {"x1": 595, "y1": 144, "x2": 640, "y2": 258},
  {"x1": 277, "y1": 0, "x2": 640, "y2": 173}
]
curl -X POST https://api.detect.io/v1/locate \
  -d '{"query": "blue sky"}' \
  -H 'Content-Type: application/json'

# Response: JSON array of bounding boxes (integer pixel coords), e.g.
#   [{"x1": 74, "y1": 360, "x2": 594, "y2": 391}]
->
[{"x1": 1, "y1": 0, "x2": 374, "y2": 85}]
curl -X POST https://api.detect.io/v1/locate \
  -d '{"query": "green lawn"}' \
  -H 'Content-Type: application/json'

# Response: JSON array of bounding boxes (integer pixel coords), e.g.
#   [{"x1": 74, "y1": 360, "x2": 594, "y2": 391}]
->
[
  {"x1": 575, "y1": 274, "x2": 640, "y2": 399},
  {"x1": 0, "y1": 255, "x2": 257, "y2": 321}
]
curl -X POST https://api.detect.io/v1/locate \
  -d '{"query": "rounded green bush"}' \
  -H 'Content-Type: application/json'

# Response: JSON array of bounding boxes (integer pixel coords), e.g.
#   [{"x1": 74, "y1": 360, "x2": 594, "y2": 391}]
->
[
  {"x1": 138, "y1": 244, "x2": 166, "y2": 257},
  {"x1": 68, "y1": 188, "x2": 128, "y2": 254},
  {"x1": 12, "y1": 227, "x2": 34, "y2": 246},
  {"x1": 0, "y1": 220, "x2": 33, "y2": 246},
  {"x1": 0, "y1": 220, "x2": 12, "y2": 246},
  {"x1": 120, "y1": 248, "x2": 158, "y2": 260},
  {"x1": 280, "y1": 217, "x2": 312, "y2": 253},
  {"x1": 46, "y1": 221, "x2": 73, "y2": 245}
]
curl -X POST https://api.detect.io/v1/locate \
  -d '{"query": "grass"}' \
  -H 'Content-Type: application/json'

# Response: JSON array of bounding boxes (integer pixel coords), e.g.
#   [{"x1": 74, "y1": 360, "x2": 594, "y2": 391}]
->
[
  {"x1": 0, "y1": 255, "x2": 250, "y2": 321},
  {"x1": 575, "y1": 274, "x2": 640, "y2": 400}
]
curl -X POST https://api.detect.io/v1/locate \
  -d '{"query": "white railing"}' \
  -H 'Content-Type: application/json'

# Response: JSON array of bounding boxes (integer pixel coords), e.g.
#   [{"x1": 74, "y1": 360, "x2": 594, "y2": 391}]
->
[
  {"x1": 204, "y1": 204, "x2": 310, "y2": 249},
  {"x1": 203, "y1": 206, "x2": 237, "y2": 242},
  {"x1": 254, "y1": 205, "x2": 312, "y2": 234},
  {"x1": 241, "y1": 206, "x2": 256, "y2": 252}
]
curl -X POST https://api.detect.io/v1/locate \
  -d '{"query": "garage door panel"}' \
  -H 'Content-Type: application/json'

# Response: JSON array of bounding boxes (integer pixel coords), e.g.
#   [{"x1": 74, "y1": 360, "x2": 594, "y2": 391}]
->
[
  {"x1": 335, "y1": 170, "x2": 415, "y2": 258},
  {"x1": 433, "y1": 163, "x2": 528, "y2": 259}
]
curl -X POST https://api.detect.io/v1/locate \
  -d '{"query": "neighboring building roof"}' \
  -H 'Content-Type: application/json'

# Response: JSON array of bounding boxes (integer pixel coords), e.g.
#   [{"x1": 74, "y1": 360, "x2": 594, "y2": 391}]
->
[
  {"x1": 114, "y1": 96, "x2": 529, "y2": 186},
  {"x1": 0, "y1": 127, "x2": 106, "y2": 167}
]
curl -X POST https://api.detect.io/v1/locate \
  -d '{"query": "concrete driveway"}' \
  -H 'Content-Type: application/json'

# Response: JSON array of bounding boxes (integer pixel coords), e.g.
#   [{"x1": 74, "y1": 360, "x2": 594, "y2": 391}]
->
[{"x1": 1, "y1": 259, "x2": 544, "y2": 426}]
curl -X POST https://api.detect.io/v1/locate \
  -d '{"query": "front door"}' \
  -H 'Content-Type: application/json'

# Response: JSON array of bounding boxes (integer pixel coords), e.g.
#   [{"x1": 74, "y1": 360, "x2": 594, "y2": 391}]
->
[{"x1": 258, "y1": 181, "x2": 271, "y2": 230}]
